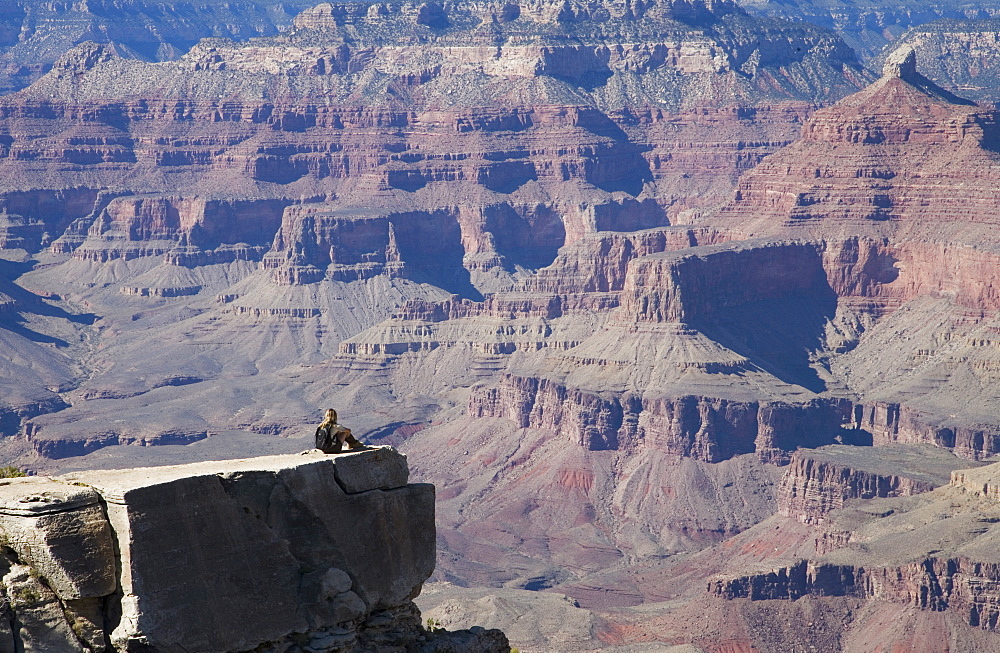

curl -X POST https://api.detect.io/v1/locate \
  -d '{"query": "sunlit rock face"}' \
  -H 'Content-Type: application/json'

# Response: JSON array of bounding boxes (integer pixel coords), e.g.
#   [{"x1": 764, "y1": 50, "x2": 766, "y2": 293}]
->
[{"x1": 0, "y1": 448, "x2": 509, "y2": 652}]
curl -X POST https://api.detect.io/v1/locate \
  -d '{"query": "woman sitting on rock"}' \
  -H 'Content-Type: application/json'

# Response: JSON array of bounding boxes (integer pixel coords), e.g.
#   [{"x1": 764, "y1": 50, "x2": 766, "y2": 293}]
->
[{"x1": 315, "y1": 409, "x2": 365, "y2": 453}]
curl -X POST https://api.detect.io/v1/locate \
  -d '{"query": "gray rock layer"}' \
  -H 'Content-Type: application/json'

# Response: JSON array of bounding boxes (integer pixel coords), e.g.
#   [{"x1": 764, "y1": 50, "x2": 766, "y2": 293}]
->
[{"x1": 0, "y1": 448, "x2": 507, "y2": 653}]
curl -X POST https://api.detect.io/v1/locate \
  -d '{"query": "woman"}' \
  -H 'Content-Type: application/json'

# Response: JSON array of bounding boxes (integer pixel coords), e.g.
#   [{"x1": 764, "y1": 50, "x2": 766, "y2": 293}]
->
[{"x1": 315, "y1": 408, "x2": 365, "y2": 453}]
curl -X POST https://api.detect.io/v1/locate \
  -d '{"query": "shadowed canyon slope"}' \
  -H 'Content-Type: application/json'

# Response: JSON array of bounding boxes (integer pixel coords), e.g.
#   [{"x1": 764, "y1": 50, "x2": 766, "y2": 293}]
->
[{"x1": 3, "y1": 1, "x2": 1000, "y2": 651}]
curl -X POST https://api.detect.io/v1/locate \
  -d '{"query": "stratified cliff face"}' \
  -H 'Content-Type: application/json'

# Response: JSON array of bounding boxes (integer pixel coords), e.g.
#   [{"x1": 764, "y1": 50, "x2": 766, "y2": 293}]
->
[
  {"x1": 0, "y1": 448, "x2": 508, "y2": 652},
  {"x1": 618, "y1": 240, "x2": 829, "y2": 323},
  {"x1": 0, "y1": 0, "x2": 319, "y2": 94},
  {"x1": 469, "y1": 374, "x2": 847, "y2": 462},
  {"x1": 776, "y1": 444, "x2": 965, "y2": 524},
  {"x1": 6, "y1": 9, "x2": 1000, "y2": 650},
  {"x1": 710, "y1": 458, "x2": 1000, "y2": 636},
  {"x1": 0, "y1": 0, "x2": 877, "y2": 461},
  {"x1": 683, "y1": 47, "x2": 1000, "y2": 460},
  {"x1": 0, "y1": 0, "x2": 867, "y2": 283}
]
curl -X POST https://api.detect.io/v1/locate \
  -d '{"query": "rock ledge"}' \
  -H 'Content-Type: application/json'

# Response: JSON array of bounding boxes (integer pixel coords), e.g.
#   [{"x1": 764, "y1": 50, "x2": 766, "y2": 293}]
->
[{"x1": 0, "y1": 448, "x2": 508, "y2": 652}]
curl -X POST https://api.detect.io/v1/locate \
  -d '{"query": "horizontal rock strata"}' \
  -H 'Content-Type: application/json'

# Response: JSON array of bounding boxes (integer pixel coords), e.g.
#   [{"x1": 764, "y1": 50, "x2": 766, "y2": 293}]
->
[
  {"x1": 710, "y1": 458, "x2": 1000, "y2": 633},
  {"x1": 777, "y1": 444, "x2": 971, "y2": 524},
  {"x1": 470, "y1": 374, "x2": 849, "y2": 462}
]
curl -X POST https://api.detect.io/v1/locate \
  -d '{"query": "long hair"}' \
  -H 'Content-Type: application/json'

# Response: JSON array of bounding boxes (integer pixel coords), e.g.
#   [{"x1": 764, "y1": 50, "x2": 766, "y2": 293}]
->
[{"x1": 321, "y1": 408, "x2": 337, "y2": 427}]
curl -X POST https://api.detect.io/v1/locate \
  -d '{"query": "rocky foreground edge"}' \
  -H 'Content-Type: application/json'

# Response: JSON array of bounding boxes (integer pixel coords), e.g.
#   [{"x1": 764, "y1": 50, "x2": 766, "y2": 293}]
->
[{"x1": 0, "y1": 447, "x2": 508, "y2": 652}]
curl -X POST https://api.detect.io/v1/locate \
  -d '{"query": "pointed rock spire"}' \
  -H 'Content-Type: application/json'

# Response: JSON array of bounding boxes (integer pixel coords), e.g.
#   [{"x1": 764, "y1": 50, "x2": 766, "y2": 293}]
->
[{"x1": 883, "y1": 45, "x2": 917, "y2": 81}]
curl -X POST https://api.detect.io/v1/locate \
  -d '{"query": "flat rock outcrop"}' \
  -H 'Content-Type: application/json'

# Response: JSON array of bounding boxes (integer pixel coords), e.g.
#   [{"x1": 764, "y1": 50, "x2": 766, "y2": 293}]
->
[
  {"x1": 0, "y1": 448, "x2": 508, "y2": 652},
  {"x1": 777, "y1": 444, "x2": 972, "y2": 524}
]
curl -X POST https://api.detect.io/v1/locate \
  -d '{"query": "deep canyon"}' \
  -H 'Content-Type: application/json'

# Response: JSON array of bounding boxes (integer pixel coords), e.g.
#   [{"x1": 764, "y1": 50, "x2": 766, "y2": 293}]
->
[{"x1": 2, "y1": 0, "x2": 1000, "y2": 651}]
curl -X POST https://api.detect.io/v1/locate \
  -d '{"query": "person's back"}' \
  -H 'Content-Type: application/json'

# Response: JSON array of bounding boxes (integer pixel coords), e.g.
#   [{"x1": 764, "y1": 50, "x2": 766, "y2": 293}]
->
[{"x1": 314, "y1": 408, "x2": 364, "y2": 453}]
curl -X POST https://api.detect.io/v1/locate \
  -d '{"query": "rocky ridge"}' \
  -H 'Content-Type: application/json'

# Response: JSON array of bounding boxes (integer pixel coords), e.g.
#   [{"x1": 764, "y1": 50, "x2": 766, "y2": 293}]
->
[
  {"x1": 777, "y1": 444, "x2": 970, "y2": 524},
  {"x1": 0, "y1": 0, "x2": 320, "y2": 94},
  {"x1": 889, "y1": 17, "x2": 1000, "y2": 103},
  {"x1": 740, "y1": 0, "x2": 1000, "y2": 59}
]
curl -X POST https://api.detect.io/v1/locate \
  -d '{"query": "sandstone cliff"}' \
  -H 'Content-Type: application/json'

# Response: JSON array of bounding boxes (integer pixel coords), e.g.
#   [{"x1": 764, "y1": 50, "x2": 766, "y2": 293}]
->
[
  {"x1": 710, "y1": 458, "x2": 1000, "y2": 635},
  {"x1": 0, "y1": 0, "x2": 867, "y2": 270},
  {"x1": 690, "y1": 47, "x2": 1000, "y2": 459},
  {"x1": 0, "y1": 448, "x2": 508, "y2": 652},
  {"x1": 777, "y1": 444, "x2": 969, "y2": 524}
]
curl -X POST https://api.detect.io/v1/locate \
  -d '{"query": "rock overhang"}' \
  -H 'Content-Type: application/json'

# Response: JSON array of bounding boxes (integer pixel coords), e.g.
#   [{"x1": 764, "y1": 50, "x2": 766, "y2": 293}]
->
[{"x1": 0, "y1": 447, "x2": 441, "y2": 652}]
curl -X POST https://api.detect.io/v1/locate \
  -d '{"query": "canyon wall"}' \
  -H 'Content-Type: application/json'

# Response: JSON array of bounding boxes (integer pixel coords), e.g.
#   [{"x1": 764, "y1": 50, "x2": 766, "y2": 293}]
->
[
  {"x1": 711, "y1": 555, "x2": 1000, "y2": 632},
  {"x1": 709, "y1": 457, "x2": 1000, "y2": 634},
  {"x1": 0, "y1": 0, "x2": 868, "y2": 280},
  {"x1": 776, "y1": 445, "x2": 964, "y2": 524},
  {"x1": 469, "y1": 374, "x2": 847, "y2": 462},
  {"x1": 0, "y1": 0, "x2": 319, "y2": 94},
  {"x1": 618, "y1": 240, "x2": 829, "y2": 324}
]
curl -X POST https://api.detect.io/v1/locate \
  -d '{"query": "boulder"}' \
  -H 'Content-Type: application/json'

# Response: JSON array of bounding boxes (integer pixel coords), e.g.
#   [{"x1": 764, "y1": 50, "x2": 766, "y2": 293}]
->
[
  {"x1": 332, "y1": 446, "x2": 410, "y2": 493},
  {"x1": 0, "y1": 449, "x2": 505, "y2": 652},
  {"x1": 0, "y1": 477, "x2": 116, "y2": 599}
]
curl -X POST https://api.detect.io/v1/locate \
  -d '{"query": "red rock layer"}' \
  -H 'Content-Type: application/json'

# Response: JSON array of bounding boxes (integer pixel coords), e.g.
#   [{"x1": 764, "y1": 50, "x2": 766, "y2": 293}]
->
[
  {"x1": 469, "y1": 374, "x2": 848, "y2": 462},
  {"x1": 709, "y1": 49, "x2": 1000, "y2": 250},
  {"x1": 777, "y1": 452, "x2": 938, "y2": 524},
  {"x1": 618, "y1": 240, "x2": 828, "y2": 324},
  {"x1": 0, "y1": 97, "x2": 685, "y2": 282},
  {"x1": 710, "y1": 557, "x2": 1000, "y2": 631}
]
